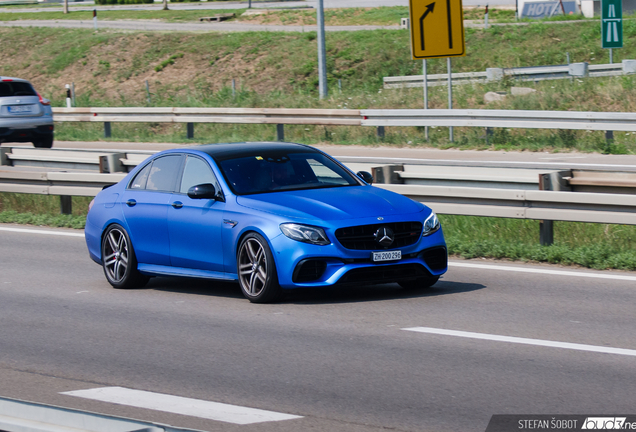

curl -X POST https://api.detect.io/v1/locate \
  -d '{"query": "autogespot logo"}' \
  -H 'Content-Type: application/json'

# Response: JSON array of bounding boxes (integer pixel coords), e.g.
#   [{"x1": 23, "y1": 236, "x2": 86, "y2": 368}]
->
[{"x1": 582, "y1": 418, "x2": 630, "y2": 429}]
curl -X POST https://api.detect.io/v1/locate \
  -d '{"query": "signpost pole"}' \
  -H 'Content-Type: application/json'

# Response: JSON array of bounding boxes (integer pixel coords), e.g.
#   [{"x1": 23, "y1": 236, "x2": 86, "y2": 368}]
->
[
  {"x1": 447, "y1": 57, "x2": 453, "y2": 142},
  {"x1": 610, "y1": 48, "x2": 613, "y2": 63},
  {"x1": 423, "y1": 59, "x2": 429, "y2": 141}
]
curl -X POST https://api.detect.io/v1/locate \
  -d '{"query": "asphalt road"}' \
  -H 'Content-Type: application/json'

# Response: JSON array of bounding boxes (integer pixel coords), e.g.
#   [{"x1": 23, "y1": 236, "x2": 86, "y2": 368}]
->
[{"x1": 1, "y1": 225, "x2": 635, "y2": 431}]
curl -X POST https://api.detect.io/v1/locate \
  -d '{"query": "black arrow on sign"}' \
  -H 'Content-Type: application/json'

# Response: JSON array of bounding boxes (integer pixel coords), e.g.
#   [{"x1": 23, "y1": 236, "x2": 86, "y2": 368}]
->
[{"x1": 419, "y1": 2, "x2": 436, "y2": 51}]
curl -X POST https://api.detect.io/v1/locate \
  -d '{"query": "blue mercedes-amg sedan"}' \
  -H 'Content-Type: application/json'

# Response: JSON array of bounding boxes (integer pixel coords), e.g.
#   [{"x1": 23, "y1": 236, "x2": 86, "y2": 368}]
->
[{"x1": 85, "y1": 142, "x2": 447, "y2": 303}]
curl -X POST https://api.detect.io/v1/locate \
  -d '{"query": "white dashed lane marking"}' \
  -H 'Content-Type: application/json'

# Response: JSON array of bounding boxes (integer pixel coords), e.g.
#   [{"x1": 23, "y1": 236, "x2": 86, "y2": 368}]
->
[
  {"x1": 449, "y1": 262, "x2": 636, "y2": 282},
  {"x1": 402, "y1": 327, "x2": 636, "y2": 357},
  {"x1": 61, "y1": 387, "x2": 303, "y2": 425}
]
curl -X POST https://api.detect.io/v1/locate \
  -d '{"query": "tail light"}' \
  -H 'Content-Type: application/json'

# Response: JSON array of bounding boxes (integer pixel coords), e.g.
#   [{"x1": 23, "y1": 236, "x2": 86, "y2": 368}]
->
[
  {"x1": 88, "y1": 198, "x2": 95, "y2": 212},
  {"x1": 38, "y1": 93, "x2": 51, "y2": 106}
]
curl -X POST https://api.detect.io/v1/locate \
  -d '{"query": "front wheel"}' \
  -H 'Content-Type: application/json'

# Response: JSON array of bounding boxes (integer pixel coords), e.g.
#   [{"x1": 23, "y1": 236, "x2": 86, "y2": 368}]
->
[
  {"x1": 398, "y1": 275, "x2": 440, "y2": 290},
  {"x1": 101, "y1": 224, "x2": 149, "y2": 289},
  {"x1": 237, "y1": 233, "x2": 282, "y2": 303}
]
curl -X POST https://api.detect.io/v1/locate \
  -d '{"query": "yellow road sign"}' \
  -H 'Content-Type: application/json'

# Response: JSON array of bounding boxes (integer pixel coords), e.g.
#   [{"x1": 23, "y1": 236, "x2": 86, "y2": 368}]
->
[{"x1": 409, "y1": 0, "x2": 466, "y2": 59}]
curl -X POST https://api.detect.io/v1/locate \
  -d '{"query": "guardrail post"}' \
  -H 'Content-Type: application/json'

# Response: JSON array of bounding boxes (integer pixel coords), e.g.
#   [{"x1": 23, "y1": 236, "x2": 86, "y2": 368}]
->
[
  {"x1": 538, "y1": 171, "x2": 571, "y2": 246},
  {"x1": 276, "y1": 124, "x2": 285, "y2": 142},
  {"x1": 604, "y1": 130, "x2": 614, "y2": 154},
  {"x1": 99, "y1": 153, "x2": 126, "y2": 173},
  {"x1": 187, "y1": 123, "x2": 194, "y2": 139},
  {"x1": 60, "y1": 196, "x2": 72, "y2": 215},
  {"x1": 371, "y1": 165, "x2": 404, "y2": 184},
  {"x1": 568, "y1": 62, "x2": 589, "y2": 78},
  {"x1": 104, "y1": 122, "x2": 111, "y2": 138},
  {"x1": 486, "y1": 68, "x2": 503, "y2": 81},
  {"x1": 0, "y1": 148, "x2": 10, "y2": 166},
  {"x1": 376, "y1": 126, "x2": 385, "y2": 141}
]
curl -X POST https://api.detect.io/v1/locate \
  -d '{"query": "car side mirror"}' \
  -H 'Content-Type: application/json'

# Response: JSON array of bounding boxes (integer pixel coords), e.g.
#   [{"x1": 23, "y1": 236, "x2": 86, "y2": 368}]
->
[
  {"x1": 187, "y1": 183, "x2": 219, "y2": 200},
  {"x1": 356, "y1": 171, "x2": 374, "y2": 185}
]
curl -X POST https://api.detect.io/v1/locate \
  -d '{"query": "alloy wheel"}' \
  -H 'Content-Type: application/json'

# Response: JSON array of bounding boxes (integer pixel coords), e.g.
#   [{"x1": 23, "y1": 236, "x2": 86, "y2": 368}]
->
[
  {"x1": 103, "y1": 228, "x2": 129, "y2": 284},
  {"x1": 238, "y1": 238, "x2": 268, "y2": 297}
]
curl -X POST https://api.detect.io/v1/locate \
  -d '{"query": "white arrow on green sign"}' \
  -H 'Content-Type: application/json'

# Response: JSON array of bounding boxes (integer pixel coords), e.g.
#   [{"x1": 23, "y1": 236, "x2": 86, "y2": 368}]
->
[{"x1": 602, "y1": 0, "x2": 623, "y2": 48}]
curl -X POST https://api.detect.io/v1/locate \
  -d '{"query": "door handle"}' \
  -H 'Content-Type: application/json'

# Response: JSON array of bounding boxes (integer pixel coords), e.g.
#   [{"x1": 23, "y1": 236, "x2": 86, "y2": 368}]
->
[
  {"x1": 125, "y1": 199, "x2": 136, "y2": 207},
  {"x1": 172, "y1": 201, "x2": 183, "y2": 209}
]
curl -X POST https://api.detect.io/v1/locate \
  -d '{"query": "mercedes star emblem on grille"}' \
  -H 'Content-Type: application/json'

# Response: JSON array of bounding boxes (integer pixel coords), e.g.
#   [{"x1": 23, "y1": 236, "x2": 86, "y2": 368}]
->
[{"x1": 374, "y1": 227, "x2": 395, "y2": 247}]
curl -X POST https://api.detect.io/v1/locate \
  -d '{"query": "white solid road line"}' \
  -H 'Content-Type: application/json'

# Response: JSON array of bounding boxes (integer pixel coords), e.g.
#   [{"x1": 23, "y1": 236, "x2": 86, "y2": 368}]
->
[
  {"x1": 402, "y1": 327, "x2": 636, "y2": 357},
  {"x1": 0, "y1": 226, "x2": 84, "y2": 237},
  {"x1": 449, "y1": 261, "x2": 636, "y2": 282},
  {"x1": 61, "y1": 387, "x2": 303, "y2": 425}
]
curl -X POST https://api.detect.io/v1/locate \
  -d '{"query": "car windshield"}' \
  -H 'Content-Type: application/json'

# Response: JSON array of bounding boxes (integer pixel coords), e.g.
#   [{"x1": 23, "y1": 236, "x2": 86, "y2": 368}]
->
[
  {"x1": 218, "y1": 151, "x2": 360, "y2": 195},
  {"x1": 0, "y1": 82, "x2": 36, "y2": 97}
]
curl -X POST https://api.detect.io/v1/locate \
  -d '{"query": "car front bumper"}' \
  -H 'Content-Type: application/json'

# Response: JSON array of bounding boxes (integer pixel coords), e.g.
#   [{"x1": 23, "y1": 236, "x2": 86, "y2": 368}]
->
[{"x1": 270, "y1": 228, "x2": 447, "y2": 289}]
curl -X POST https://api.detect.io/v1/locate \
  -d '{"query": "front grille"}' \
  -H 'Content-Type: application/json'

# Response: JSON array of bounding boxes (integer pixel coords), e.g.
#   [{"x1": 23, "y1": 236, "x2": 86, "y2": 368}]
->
[
  {"x1": 337, "y1": 263, "x2": 429, "y2": 285},
  {"x1": 293, "y1": 259, "x2": 327, "y2": 283},
  {"x1": 421, "y1": 247, "x2": 448, "y2": 272},
  {"x1": 335, "y1": 221, "x2": 422, "y2": 250}
]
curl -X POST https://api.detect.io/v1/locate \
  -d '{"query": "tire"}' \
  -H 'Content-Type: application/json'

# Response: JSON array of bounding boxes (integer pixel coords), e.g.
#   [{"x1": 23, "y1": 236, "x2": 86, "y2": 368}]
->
[
  {"x1": 398, "y1": 275, "x2": 440, "y2": 290},
  {"x1": 101, "y1": 224, "x2": 149, "y2": 289},
  {"x1": 237, "y1": 233, "x2": 282, "y2": 303},
  {"x1": 33, "y1": 136, "x2": 53, "y2": 148}
]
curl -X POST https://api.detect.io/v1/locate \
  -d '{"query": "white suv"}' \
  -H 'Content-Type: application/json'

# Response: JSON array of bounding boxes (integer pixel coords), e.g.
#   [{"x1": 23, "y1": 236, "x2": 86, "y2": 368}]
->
[{"x1": 0, "y1": 77, "x2": 54, "y2": 148}]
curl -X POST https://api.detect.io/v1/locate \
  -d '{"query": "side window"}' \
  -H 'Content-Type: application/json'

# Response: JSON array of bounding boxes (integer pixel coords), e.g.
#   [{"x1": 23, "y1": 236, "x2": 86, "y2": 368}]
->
[
  {"x1": 180, "y1": 155, "x2": 219, "y2": 194},
  {"x1": 307, "y1": 158, "x2": 350, "y2": 185},
  {"x1": 129, "y1": 162, "x2": 152, "y2": 190},
  {"x1": 145, "y1": 155, "x2": 183, "y2": 192}
]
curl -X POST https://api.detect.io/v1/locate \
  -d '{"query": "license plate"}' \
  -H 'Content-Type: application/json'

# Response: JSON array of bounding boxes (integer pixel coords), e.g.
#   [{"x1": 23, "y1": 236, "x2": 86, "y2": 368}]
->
[
  {"x1": 372, "y1": 250, "x2": 402, "y2": 262},
  {"x1": 8, "y1": 105, "x2": 34, "y2": 114}
]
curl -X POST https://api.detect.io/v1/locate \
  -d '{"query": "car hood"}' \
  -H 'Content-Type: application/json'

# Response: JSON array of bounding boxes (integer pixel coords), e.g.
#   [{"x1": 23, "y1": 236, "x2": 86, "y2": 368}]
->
[{"x1": 236, "y1": 185, "x2": 424, "y2": 221}]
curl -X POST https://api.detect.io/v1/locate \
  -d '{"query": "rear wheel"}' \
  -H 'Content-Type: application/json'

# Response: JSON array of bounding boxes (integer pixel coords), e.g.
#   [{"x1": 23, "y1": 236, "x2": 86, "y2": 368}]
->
[
  {"x1": 33, "y1": 136, "x2": 53, "y2": 148},
  {"x1": 237, "y1": 233, "x2": 282, "y2": 303},
  {"x1": 101, "y1": 224, "x2": 149, "y2": 289},
  {"x1": 398, "y1": 275, "x2": 440, "y2": 290}
]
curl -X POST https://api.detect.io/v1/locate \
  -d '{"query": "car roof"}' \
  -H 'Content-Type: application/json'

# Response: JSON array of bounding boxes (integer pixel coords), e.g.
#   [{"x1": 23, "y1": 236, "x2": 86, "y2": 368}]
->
[
  {"x1": 190, "y1": 142, "x2": 318, "y2": 161},
  {"x1": 0, "y1": 77, "x2": 31, "y2": 84}
]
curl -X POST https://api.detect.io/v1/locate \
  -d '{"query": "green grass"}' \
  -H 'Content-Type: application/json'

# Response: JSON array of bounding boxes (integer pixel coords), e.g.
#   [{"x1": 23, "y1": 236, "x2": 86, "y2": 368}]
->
[
  {"x1": 0, "y1": 211, "x2": 87, "y2": 229},
  {"x1": 442, "y1": 216, "x2": 636, "y2": 270}
]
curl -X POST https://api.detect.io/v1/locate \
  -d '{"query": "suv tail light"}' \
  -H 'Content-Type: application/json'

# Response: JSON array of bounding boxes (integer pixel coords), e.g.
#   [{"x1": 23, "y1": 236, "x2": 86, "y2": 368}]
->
[{"x1": 38, "y1": 93, "x2": 51, "y2": 106}]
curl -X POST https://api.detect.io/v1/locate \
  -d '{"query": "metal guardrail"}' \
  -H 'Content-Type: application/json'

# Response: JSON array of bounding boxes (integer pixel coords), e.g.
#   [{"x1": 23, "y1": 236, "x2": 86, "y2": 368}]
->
[
  {"x1": 48, "y1": 107, "x2": 636, "y2": 143},
  {"x1": 52, "y1": 107, "x2": 362, "y2": 125},
  {"x1": 376, "y1": 183, "x2": 636, "y2": 226},
  {"x1": 359, "y1": 109, "x2": 636, "y2": 132},
  {"x1": 1, "y1": 166, "x2": 634, "y2": 229},
  {"x1": 51, "y1": 107, "x2": 362, "y2": 140},
  {"x1": 1, "y1": 147, "x2": 635, "y2": 227},
  {"x1": 383, "y1": 62, "x2": 634, "y2": 88}
]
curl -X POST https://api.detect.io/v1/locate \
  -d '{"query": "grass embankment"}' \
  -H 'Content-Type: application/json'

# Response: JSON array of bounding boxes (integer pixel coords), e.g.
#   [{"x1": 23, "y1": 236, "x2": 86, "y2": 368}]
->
[{"x1": 3, "y1": 18, "x2": 636, "y2": 152}]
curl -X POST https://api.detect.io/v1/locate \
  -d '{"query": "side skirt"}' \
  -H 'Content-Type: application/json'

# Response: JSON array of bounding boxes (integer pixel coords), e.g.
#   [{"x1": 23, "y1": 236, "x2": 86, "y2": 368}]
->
[{"x1": 138, "y1": 264, "x2": 238, "y2": 281}]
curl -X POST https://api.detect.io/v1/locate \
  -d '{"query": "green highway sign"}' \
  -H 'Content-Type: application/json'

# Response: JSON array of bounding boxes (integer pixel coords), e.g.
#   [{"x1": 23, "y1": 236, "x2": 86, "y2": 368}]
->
[{"x1": 602, "y1": 0, "x2": 623, "y2": 48}]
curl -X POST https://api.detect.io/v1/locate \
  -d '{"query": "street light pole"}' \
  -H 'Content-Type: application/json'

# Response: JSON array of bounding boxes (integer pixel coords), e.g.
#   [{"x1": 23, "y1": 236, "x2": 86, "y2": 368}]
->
[{"x1": 317, "y1": 0, "x2": 328, "y2": 99}]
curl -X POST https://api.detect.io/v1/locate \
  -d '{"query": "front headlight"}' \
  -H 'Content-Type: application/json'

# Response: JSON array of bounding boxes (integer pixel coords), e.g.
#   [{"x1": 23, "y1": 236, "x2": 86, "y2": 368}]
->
[
  {"x1": 422, "y1": 211, "x2": 440, "y2": 236},
  {"x1": 280, "y1": 223, "x2": 330, "y2": 245}
]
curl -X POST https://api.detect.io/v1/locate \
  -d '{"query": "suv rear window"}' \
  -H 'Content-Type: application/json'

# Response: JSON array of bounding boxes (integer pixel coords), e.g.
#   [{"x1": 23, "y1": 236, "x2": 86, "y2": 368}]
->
[{"x1": 0, "y1": 82, "x2": 37, "y2": 97}]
